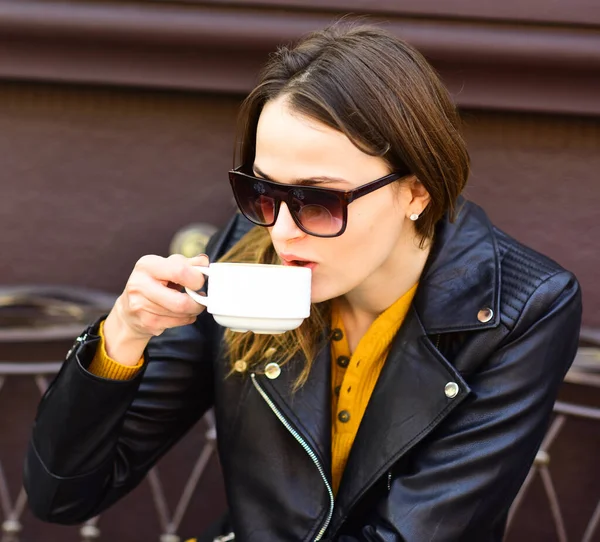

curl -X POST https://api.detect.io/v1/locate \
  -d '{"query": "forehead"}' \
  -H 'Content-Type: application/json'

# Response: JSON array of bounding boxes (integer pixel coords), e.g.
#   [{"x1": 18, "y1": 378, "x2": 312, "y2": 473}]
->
[{"x1": 254, "y1": 96, "x2": 389, "y2": 184}]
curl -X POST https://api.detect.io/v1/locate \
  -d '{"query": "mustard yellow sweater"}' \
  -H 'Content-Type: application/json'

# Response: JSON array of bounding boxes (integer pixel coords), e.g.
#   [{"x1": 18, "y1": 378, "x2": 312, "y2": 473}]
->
[
  {"x1": 329, "y1": 283, "x2": 417, "y2": 494},
  {"x1": 89, "y1": 283, "x2": 417, "y2": 498}
]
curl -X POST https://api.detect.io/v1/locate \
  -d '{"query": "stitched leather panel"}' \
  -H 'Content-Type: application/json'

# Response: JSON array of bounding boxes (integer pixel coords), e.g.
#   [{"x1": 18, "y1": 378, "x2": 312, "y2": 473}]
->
[{"x1": 495, "y1": 227, "x2": 561, "y2": 330}]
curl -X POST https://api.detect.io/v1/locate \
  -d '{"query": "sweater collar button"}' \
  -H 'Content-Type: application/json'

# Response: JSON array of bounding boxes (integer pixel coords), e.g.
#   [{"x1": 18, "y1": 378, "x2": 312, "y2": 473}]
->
[{"x1": 331, "y1": 328, "x2": 344, "y2": 341}]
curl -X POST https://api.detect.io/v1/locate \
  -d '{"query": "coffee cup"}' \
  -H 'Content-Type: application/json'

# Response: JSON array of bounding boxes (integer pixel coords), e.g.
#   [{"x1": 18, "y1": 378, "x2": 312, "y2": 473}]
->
[{"x1": 185, "y1": 262, "x2": 312, "y2": 334}]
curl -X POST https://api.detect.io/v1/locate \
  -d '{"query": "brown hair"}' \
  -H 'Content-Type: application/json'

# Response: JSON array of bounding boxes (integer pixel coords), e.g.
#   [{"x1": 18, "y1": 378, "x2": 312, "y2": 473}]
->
[{"x1": 220, "y1": 21, "x2": 470, "y2": 388}]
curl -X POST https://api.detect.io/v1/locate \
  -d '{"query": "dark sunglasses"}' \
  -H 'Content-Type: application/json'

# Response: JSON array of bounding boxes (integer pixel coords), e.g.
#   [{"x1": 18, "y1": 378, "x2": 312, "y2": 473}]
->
[{"x1": 228, "y1": 165, "x2": 411, "y2": 238}]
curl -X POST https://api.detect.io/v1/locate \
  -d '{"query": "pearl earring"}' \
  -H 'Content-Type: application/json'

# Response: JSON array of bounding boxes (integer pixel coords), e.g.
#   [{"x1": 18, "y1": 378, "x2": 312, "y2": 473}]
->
[{"x1": 409, "y1": 213, "x2": 419, "y2": 221}]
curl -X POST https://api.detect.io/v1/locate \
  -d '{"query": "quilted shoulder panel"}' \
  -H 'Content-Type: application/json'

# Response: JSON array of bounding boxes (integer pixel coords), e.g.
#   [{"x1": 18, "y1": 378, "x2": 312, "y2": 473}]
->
[{"x1": 494, "y1": 227, "x2": 565, "y2": 329}]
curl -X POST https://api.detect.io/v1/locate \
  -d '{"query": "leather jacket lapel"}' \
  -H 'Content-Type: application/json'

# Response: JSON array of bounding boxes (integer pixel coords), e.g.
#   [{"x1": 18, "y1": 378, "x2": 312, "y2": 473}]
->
[
  {"x1": 253, "y1": 337, "x2": 333, "y2": 478},
  {"x1": 331, "y1": 308, "x2": 471, "y2": 527}
]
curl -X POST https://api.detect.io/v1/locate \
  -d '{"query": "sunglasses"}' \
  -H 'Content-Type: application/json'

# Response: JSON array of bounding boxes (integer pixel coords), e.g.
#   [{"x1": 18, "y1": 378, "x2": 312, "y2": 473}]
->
[{"x1": 228, "y1": 165, "x2": 411, "y2": 238}]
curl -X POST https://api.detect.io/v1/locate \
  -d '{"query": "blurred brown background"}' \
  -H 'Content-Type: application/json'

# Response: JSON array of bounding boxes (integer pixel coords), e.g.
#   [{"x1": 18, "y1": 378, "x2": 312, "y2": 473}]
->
[{"x1": 0, "y1": 1, "x2": 599, "y2": 541}]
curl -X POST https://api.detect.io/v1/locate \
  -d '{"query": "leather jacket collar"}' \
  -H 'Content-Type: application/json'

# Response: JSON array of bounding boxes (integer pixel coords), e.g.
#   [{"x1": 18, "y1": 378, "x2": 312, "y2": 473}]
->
[{"x1": 415, "y1": 198, "x2": 500, "y2": 334}]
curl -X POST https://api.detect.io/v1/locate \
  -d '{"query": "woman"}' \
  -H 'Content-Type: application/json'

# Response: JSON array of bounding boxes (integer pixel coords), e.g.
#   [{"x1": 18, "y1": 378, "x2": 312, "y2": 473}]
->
[{"x1": 24, "y1": 22, "x2": 582, "y2": 541}]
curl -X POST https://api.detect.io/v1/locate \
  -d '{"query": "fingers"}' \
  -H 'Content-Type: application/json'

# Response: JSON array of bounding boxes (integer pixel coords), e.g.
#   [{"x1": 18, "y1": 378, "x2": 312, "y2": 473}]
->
[
  {"x1": 117, "y1": 253, "x2": 211, "y2": 338},
  {"x1": 121, "y1": 308, "x2": 198, "y2": 338},
  {"x1": 128, "y1": 276, "x2": 202, "y2": 317},
  {"x1": 136, "y1": 253, "x2": 208, "y2": 291},
  {"x1": 189, "y1": 254, "x2": 210, "y2": 267}
]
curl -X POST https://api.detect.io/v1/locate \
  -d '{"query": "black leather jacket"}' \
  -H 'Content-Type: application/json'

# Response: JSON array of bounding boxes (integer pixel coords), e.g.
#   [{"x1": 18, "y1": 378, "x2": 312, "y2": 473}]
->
[{"x1": 24, "y1": 200, "x2": 582, "y2": 541}]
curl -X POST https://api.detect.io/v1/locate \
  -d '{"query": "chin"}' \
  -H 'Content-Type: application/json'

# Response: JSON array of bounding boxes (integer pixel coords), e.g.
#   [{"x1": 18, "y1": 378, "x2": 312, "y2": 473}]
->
[
  {"x1": 310, "y1": 285, "x2": 331, "y2": 304},
  {"x1": 311, "y1": 293, "x2": 330, "y2": 304},
  {"x1": 310, "y1": 280, "x2": 347, "y2": 305}
]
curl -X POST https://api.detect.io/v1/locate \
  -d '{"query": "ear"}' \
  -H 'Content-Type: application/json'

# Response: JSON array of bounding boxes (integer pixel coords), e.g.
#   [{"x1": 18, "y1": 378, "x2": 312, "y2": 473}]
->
[{"x1": 407, "y1": 175, "x2": 431, "y2": 215}]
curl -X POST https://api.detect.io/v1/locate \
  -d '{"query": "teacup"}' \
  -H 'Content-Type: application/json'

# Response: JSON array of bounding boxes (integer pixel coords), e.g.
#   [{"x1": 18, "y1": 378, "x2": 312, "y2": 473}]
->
[{"x1": 185, "y1": 262, "x2": 312, "y2": 334}]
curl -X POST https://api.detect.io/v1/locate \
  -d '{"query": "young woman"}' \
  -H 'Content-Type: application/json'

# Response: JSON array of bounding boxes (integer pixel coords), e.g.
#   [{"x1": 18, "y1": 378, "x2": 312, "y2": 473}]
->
[{"x1": 24, "y1": 23, "x2": 582, "y2": 542}]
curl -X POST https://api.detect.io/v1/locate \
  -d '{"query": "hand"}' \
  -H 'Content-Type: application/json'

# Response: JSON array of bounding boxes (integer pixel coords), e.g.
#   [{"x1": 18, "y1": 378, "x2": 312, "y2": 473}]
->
[{"x1": 103, "y1": 254, "x2": 209, "y2": 365}]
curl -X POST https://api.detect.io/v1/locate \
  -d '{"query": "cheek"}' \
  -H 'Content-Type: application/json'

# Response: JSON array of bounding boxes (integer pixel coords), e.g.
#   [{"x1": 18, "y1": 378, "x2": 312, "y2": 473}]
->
[
  {"x1": 335, "y1": 200, "x2": 405, "y2": 270},
  {"x1": 346, "y1": 195, "x2": 404, "y2": 245},
  {"x1": 318, "y1": 204, "x2": 395, "y2": 273}
]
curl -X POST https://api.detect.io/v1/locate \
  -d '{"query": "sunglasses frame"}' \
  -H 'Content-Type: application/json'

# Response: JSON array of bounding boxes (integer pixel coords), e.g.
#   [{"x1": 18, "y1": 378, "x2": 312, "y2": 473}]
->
[{"x1": 228, "y1": 165, "x2": 411, "y2": 238}]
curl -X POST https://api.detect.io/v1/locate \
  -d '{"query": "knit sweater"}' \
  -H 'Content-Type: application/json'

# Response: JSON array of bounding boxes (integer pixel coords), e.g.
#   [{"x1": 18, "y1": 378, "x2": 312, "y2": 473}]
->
[{"x1": 329, "y1": 283, "x2": 417, "y2": 494}]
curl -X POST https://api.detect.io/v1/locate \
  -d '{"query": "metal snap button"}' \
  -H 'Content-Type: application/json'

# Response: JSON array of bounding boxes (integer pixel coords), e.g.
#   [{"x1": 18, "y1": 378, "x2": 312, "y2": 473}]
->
[
  {"x1": 265, "y1": 362, "x2": 281, "y2": 380},
  {"x1": 477, "y1": 308, "x2": 494, "y2": 323},
  {"x1": 334, "y1": 385, "x2": 341, "y2": 396},
  {"x1": 338, "y1": 410, "x2": 351, "y2": 423},
  {"x1": 233, "y1": 360, "x2": 247, "y2": 373},
  {"x1": 444, "y1": 382, "x2": 459, "y2": 398}
]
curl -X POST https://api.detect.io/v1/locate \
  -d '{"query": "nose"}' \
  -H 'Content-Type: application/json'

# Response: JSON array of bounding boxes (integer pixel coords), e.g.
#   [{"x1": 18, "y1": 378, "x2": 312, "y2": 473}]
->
[{"x1": 270, "y1": 202, "x2": 305, "y2": 242}]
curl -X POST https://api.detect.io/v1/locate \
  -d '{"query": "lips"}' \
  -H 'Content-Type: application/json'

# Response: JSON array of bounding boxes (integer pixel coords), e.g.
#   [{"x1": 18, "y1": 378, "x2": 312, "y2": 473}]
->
[{"x1": 279, "y1": 252, "x2": 318, "y2": 270}]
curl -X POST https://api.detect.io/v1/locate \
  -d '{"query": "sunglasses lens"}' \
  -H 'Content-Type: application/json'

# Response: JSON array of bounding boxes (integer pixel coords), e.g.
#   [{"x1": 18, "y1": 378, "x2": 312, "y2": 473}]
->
[
  {"x1": 231, "y1": 175, "x2": 277, "y2": 225},
  {"x1": 291, "y1": 193, "x2": 345, "y2": 236},
  {"x1": 254, "y1": 195, "x2": 276, "y2": 224},
  {"x1": 230, "y1": 171, "x2": 347, "y2": 236}
]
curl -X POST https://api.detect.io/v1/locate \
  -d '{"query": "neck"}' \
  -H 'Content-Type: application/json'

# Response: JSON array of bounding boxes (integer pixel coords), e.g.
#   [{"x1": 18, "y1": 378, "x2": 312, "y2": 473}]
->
[
  {"x1": 339, "y1": 233, "x2": 431, "y2": 324},
  {"x1": 336, "y1": 236, "x2": 429, "y2": 353}
]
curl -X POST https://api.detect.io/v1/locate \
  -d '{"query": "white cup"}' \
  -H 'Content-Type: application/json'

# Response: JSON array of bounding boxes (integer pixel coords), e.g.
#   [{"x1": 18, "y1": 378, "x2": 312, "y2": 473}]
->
[{"x1": 185, "y1": 262, "x2": 312, "y2": 334}]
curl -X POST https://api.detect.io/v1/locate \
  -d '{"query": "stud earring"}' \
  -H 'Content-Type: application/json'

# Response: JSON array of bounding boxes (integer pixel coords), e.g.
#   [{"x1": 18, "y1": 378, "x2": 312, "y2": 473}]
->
[{"x1": 409, "y1": 213, "x2": 419, "y2": 221}]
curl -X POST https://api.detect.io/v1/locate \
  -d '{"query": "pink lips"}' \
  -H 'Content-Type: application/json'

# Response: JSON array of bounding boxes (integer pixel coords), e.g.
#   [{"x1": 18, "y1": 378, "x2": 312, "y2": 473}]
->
[{"x1": 279, "y1": 252, "x2": 318, "y2": 271}]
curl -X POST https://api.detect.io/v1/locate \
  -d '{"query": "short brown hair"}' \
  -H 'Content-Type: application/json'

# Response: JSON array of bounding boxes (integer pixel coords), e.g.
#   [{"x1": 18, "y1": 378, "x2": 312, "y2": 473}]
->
[{"x1": 235, "y1": 21, "x2": 470, "y2": 242}]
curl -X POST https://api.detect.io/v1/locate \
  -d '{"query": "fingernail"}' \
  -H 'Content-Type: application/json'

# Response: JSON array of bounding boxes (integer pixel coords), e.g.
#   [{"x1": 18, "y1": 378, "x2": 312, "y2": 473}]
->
[{"x1": 189, "y1": 253, "x2": 209, "y2": 265}]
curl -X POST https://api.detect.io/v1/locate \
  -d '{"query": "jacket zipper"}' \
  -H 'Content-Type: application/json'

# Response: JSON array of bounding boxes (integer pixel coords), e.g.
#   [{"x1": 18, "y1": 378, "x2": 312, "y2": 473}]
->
[{"x1": 251, "y1": 374, "x2": 335, "y2": 541}]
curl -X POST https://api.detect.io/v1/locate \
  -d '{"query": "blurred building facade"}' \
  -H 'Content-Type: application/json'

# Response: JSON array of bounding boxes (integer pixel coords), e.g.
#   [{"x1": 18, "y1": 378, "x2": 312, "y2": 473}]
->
[{"x1": 0, "y1": 1, "x2": 599, "y2": 541}]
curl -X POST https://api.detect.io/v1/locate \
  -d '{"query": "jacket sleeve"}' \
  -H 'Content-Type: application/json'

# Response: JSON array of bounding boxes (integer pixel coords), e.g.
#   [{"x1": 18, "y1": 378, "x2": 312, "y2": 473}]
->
[
  {"x1": 23, "y1": 310, "x2": 218, "y2": 525},
  {"x1": 23, "y1": 213, "x2": 254, "y2": 525},
  {"x1": 335, "y1": 271, "x2": 582, "y2": 541}
]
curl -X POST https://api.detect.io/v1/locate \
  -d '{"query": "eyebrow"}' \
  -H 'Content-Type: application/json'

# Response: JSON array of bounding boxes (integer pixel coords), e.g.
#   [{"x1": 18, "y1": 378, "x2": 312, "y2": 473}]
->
[{"x1": 253, "y1": 164, "x2": 350, "y2": 186}]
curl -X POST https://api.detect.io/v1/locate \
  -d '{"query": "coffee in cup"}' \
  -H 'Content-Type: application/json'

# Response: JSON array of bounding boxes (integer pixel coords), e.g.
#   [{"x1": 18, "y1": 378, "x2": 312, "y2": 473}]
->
[{"x1": 185, "y1": 262, "x2": 312, "y2": 334}]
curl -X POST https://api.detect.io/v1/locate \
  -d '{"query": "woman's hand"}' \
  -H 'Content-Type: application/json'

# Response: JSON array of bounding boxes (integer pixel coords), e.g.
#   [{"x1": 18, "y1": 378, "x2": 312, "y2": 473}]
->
[{"x1": 103, "y1": 254, "x2": 209, "y2": 365}]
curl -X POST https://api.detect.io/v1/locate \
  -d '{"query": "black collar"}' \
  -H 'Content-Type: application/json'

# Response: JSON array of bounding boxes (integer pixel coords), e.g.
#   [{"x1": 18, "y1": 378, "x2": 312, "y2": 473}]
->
[{"x1": 414, "y1": 199, "x2": 501, "y2": 334}]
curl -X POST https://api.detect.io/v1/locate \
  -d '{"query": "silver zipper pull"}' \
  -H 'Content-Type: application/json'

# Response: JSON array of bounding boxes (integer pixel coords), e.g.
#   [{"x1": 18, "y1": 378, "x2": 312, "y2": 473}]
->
[{"x1": 67, "y1": 333, "x2": 88, "y2": 359}]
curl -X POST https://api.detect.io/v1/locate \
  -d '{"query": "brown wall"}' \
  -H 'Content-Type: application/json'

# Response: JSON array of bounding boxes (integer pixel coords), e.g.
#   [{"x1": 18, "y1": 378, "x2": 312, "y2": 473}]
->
[
  {"x1": 1, "y1": 82, "x2": 598, "y2": 327},
  {"x1": 0, "y1": 83, "x2": 240, "y2": 292}
]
